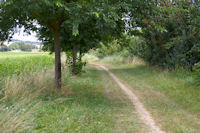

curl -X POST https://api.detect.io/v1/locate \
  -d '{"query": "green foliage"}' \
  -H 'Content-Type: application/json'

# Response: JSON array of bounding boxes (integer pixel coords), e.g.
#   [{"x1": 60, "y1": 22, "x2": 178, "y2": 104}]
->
[
  {"x1": 8, "y1": 41, "x2": 37, "y2": 51},
  {"x1": 193, "y1": 63, "x2": 200, "y2": 87},
  {"x1": 129, "y1": 37, "x2": 150, "y2": 60},
  {"x1": 0, "y1": 45, "x2": 9, "y2": 52},
  {"x1": 8, "y1": 42, "x2": 20, "y2": 50},
  {"x1": 132, "y1": 1, "x2": 200, "y2": 69},
  {"x1": 72, "y1": 61, "x2": 86, "y2": 75},
  {"x1": 94, "y1": 1, "x2": 200, "y2": 72},
  {"x1": 0, "y1": 0, "x2": 127, "y2": 51},
  {"x1": 96, "y1": 40, "x2": 121, "y2": 58},
  {"x1": 95, "y1": 34, "x2": 149, "y2": 60},
  {"x1": 40, "y1": 0, "x2": 126, "y2": 56},
  {"x1": 0, "y1": 0, "x2": 137, "y2": 89},
  {"x1": 95, "y1": 34, "x2": 134, "y2": 58},
  {"x1": 66, "y1": 52, "x2": 86, "y2": 75}
]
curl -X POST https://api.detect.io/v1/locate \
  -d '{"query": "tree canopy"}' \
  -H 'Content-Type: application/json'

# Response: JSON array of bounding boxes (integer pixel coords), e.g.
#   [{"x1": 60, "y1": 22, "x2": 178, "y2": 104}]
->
[{"x1": 0, "y1": 0, "x2": 134, "y2": 89}]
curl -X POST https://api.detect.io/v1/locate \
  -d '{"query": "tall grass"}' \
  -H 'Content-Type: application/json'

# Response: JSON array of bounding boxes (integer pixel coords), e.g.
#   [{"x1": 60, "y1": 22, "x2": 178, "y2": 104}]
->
[
  {"x1": 0, "y1": 63, "x2": 143, "y2": 132},
  {"x1": 0, "y1": 52, "x2": 55, "y2": 132},
  {"x1": 0, "y1": 68, "x2": 56, "y2": 132}
]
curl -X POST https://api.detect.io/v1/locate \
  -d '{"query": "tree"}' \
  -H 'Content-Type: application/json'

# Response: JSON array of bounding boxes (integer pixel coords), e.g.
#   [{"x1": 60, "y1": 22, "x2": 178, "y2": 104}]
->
[
  {"x1": 0, "y1": 0, "x2": 70, "y2": 89},
  {"x1": 37, "y1": 0, "x2": 127, "y2": 75},
  {"x1": 130, "y1": 0, "x2": 200, "y2": 69},
  {"x1": 0, "y1": 0, "x2": 128, "y2": 89},
  {"x1": 8, "y1": 42, "x2": 20, "y2": 50}
]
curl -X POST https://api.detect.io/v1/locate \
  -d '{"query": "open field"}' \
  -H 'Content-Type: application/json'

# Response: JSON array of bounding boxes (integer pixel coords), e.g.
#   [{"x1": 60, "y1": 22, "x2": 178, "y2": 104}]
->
[
  {"x1": 0, "y1": 52, "x2": 54, "y2": 78},
  {"x1": 99, "y1": 56, "x2": 200, "y2": 133}
]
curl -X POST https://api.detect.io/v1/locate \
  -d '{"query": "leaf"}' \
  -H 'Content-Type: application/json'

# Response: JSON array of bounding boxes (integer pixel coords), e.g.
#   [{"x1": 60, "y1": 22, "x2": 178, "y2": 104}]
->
[
  {"x1": 155, "y1": 24, "x2": 167, "y2": 33},
  {"x1": 56, "y1": 1, "x2": 62, "y2": 6},
  {"x1": 94, "y1": 12, "x2": 99, "y2": 18},
  {"x1": 56, "y1": 0, "x2": 69, "y2": 11},
  {"x1": 73, "y1": 23, "x2": 79, "y2": 36}
]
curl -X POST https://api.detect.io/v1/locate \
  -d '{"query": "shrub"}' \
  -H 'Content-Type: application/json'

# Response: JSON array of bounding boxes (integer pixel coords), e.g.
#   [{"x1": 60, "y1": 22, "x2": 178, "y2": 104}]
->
[
  {"x1": 72, "y1": 61, "x2": 86, "y2": 75},
  {"x1": 96, "y1": 40, "x2": 121, "y2": 58},
  {"x1": 135, "y1": 1, "x2": 200, "y2": 70},
  {"x1": 95, "y1": 34, "x2": 134, "y2": 58},
  {"x1": 66, "y1": 52, "x2": 86, "y2": 75},
  {"x1": 0, "y1": 45, "x2": 9, "y2": 52},
  {"x1": 129, "y1": 37, "x2": 150, "y2": 59}
]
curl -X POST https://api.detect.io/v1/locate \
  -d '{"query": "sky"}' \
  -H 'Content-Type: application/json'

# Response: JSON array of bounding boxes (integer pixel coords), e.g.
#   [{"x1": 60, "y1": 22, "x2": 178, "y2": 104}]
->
[{"x1": 12, "y1": 27, "x2": 39, "y2": 42}]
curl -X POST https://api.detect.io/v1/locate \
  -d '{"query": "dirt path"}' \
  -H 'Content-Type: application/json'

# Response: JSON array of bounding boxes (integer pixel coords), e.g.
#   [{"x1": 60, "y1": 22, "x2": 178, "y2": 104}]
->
[{"x1": 92, "y1": 63, "x2": 165, "y2": 133}]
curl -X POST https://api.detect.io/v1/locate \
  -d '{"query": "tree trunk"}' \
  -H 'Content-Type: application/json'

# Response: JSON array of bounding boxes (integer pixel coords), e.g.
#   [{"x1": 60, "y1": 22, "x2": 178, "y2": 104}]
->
[
  {"x1": 72, "y1": 42, "x2": 77, "y2": 74},
  {"x1": 54, "y1": 31, "x2": 61, "y2": 90},
  {"x1": 79, "y1": 47, "x2": 82, "y2": 62}
]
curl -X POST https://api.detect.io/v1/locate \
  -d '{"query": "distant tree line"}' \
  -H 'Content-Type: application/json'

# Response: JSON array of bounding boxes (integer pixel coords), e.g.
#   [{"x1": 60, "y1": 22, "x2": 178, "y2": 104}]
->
[{"x1": 0, "y1": 41, "x2": 38, "y2": 52}]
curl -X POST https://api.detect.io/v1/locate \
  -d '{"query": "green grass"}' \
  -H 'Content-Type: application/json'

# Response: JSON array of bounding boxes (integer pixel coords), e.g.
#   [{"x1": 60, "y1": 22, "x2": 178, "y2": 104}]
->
[
  {"x1": 30, "y1": 66, "x2": 145, "y2": 132},
  {"x1": 0, "y1": 53, "x2": 145, "y2": 132},
  {"x1": 0, "y1": 52, "x2": 54, "y2": 78},
  {"x1": 100, "y1": 56, "x2": 200, "y2": 133},
  {"x1": 4, "y1": 53, "x2": 199, "y2": 132}
]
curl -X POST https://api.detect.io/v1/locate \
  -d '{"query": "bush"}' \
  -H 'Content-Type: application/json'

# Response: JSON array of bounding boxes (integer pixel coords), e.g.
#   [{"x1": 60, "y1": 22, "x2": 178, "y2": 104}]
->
[
  {"x1": 96, "y1": 40, "x2": 121, "y2": 58},
  {"x1": 0, "y1": 45, "x2": 9, "y2": 52},
  {"x1": 72, "y1": 61, "x2": 86, "y2": 75},
  {"x1": 135, "y1": 1, "x2": 200, "y2": 70},
  {"x1": 66, "y1": 52, "x2": 86, "y2": 75},
  {"x1": 95, "y1": 34, "x2": 134, "y2": 58},
  {"x1": 129, "y1": 37, "x2": 150, "y2": 59}
]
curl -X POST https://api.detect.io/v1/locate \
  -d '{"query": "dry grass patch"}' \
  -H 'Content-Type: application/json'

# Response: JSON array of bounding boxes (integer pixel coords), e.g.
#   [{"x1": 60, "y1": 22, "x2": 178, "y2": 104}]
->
[{"x1": 0, "y1": 68, "x2": 56, "y2": 132}]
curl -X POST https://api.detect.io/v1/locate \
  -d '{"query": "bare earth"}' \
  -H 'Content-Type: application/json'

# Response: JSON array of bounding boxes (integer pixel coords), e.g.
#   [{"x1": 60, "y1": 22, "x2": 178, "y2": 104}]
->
[{"x1": 93, "y1": 63, "x2": 165, "y2": 133}]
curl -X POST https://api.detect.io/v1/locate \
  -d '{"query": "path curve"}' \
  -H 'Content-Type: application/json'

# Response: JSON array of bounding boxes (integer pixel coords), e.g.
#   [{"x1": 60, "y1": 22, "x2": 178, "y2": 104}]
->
[{"x1": 92, "y1": 63, "x2": 165, "y2": 133}]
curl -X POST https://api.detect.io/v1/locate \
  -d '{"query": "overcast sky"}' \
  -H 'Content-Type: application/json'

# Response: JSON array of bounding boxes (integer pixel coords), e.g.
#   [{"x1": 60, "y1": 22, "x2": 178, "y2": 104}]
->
[{"x1": 12, "y1": 27, "x2": 39, "y2": 42}]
